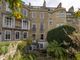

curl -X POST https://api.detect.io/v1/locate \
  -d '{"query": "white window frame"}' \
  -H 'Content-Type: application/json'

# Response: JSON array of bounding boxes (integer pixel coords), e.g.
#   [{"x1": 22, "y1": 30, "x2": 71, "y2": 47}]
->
[
  {"x1": 15, "y1": 31, "x2": 21, "y2": 40},
  {"x1": 22, "y1": 19, "x2": 28, "y2": 29},
  {"x1": 3, "y1": 15, "x2": 15, "y2": 28},
  {"x1": 4, "y1": 30, "x2": 11, "y2": 40}
]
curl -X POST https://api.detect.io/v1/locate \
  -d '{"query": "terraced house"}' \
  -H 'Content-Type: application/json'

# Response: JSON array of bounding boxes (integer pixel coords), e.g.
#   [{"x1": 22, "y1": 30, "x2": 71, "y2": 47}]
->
[
  {"x1": 0, "y1": 0, "x2": 30, "y2": 41},
  {"x1": 0, "y1": 0, "x2": 79, "y2": 49}
]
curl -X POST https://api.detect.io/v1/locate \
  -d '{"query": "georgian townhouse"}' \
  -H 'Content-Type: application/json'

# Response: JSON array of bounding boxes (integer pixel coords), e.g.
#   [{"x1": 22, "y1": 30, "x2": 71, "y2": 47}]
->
[
  {"x1": 0, "y1": 0, "x2": 79, "y2": 50},
  {"x1": 0, "y1": 0, "x2": 30, "y2": 41},
  {"x1": 29, "y1": 1, "x2": 67, "y2": 50}
]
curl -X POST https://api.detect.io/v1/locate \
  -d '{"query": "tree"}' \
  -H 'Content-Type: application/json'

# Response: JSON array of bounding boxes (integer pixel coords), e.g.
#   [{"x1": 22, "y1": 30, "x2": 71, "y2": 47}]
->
[
  {"x1": 74, "y1": 9, "x2": 80, "y2": 18},
  {"x1": 47, "y1": 25, "x2": 77, "y2": 53},
  {"x1": 47, "y1": 25, "x2": 76, "y2": 43},
  {"x1": 3, "y1": 0, "x2": 23, "y2": 19},
  {"x1": 47, "y1": 40, "x2": 67, "y2": 60},
  {"x1": 47, "y1": 25, "x2": 77, "y2": 59}
]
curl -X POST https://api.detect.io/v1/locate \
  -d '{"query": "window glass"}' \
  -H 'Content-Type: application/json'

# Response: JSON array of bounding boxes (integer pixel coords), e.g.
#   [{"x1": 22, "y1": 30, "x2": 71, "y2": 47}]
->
[
  {"x1": 39, "y1": 44, "x2": 43, "y2": 48},
  {"x1": 32, "y1": 34, "x2": 36, "y2": 40},
  {"x1": 5, "y1": 30, "x2": 11, "y2": 40},
  {"x1": 15, "y1": 31, "x2": 20, "y2": 39},
  {"x1": 32, "y1": 24, "x2": 36, "y2": 32},
  {"x1": 40, "y1": 23, "x2": 44, "y2": 32},
  {"x1": 23, "y1": 32, "x2": 28, "y2": 38},
  {"x1": 40, "y1": 34, "x2": 44, "y2": 40},
  {"x1": 40, "y1": 12, "x2": 44, "y2": 19}
]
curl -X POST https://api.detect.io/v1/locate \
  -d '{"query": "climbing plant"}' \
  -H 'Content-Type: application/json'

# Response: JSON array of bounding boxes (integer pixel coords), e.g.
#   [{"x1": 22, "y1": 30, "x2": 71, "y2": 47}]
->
[
  {"x1": 74, "y1": 9, "x2": 80, "y2": 18},
  {"x1": 6, "y1": 0, "x2": 23, "y2": 19}
]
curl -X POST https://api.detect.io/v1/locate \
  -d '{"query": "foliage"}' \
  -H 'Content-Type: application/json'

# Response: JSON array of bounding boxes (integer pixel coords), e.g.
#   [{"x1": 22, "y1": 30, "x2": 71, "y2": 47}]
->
[
  {"x1": 6, "y1": 0, "x2": 23, "y2": 19},
  {"x1": 74, "y1": 10, "x2": 80, "y2": 18},
  {"x1": 12, "y1": 50, "x2": 23, "y2": 60},
  {"x1": 0, "y1": 46, "x2": 8, "y2": 54},
  {"x1": 47, "y1": 25, "x2": 76, "y2": 48},
  {"x1": 47, "y1": 40, "x2": 67, "y2": 60},
  {"x1": 16, "y1": 40, "x2": 37, "y2": 60},
  {"x1": 0, "y1": 42, "x2": 10, "y2": 54},
  {"x1": 0, "y1": 40, "x2": 36, "y2": 60},
  {"x1": 75, "y1": 52, "x2": 80, "y2": 60},
  {"x1": 17, "y1": 40, "x2": 32, "y2": 53},
  {"x1": 13, "y1": 50, "x2": 37, "y2": 60}
]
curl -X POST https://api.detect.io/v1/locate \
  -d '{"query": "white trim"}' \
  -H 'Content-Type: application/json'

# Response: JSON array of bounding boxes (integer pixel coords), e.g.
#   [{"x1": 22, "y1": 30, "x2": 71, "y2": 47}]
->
[
  {"x1": 4, "y1": 30, "x2": 11, "y2": 40},
  {"x1": 22, "y1": 19, "x2": 28, "y2": 29},
  {"x1": 3, "y1": 15, "x2": 15, "y2": 28}
]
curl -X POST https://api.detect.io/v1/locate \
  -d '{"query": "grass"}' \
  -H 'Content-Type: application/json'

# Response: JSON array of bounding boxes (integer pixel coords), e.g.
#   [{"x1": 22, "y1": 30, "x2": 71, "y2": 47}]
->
[{"x1": 0, "y1": 41, "x2": 10, "y2": 46}]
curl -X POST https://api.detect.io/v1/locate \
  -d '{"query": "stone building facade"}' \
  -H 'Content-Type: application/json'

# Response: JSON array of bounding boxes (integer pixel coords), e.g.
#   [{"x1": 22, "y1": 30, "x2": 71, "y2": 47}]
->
[
  {"x1": 0, "y1": 0, "x2": 30, "y2": 41},
  {"x1": 0, "y1": 0, "x2": 79, "y2": 49}
]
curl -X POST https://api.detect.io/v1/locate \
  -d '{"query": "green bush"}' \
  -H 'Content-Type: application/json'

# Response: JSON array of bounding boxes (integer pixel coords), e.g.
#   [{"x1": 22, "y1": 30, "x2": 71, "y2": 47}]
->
[
  {"x1": 47, "y1": 25, "x2": 76, "y2": 43},
  {"x1": 75, "y1": 52, "x2": 80, "y2": 60},
  {"x1": 0, "y1": 42, "x2": 10, "y2": 54},
  {"x1": 47, "y1": 25, "x2": 76, "y2": 49}
]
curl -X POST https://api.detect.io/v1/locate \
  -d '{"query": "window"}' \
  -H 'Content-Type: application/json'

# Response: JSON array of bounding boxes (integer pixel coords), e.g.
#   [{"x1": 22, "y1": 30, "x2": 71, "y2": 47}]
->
[
  {"x1": 31, "y1": 12, "x2": 36, "y2": 18},
  {"x1": 23, "y1": 32, "x2": 28, "y2": 39},
  {"x1": 39, "y1": 44, "x2": 43, "y2": 48},
  {"x1": 40, "y1": 12, "x2": 44, "y2": 19},
  {"x1": 40, "y1": 34, "x2": 44, "y2": 40},
  {"x1": 48, "y1": 19, "x2": 53, "y2": 25},
  {"x1": 22, "y1": 20, "x2": 28, "y2": 29},
  {"x1": 22, "y1": 8, "x2": 28, "y2": 16},
  {"x1": 67, "y1": 13, "x2": 72, "y2": 16},
  {"x1": 57, "y1": 13, "x2": 65, "y2": 18},
  {"x1": 40, "y1": 23, "x2": 44, "y2": 32},
  {"x1": 32, "y1": 24, "x2": 36, "y2": 32},
  {"x1": 3, "y1": 15, "x2": 15, "y2": 28},
  {"x1": 6, "y1": 2, "x2": 11, "y2": 12},
  {"x1": 32, "y1": 34, "x2": 36, "y2": 40},
  {"x1": 15, "y1": 31, "x2": 20, "y2": 40},
  {"x1": 5, "y1": 30, "x2": 11, "y2": 40}
]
